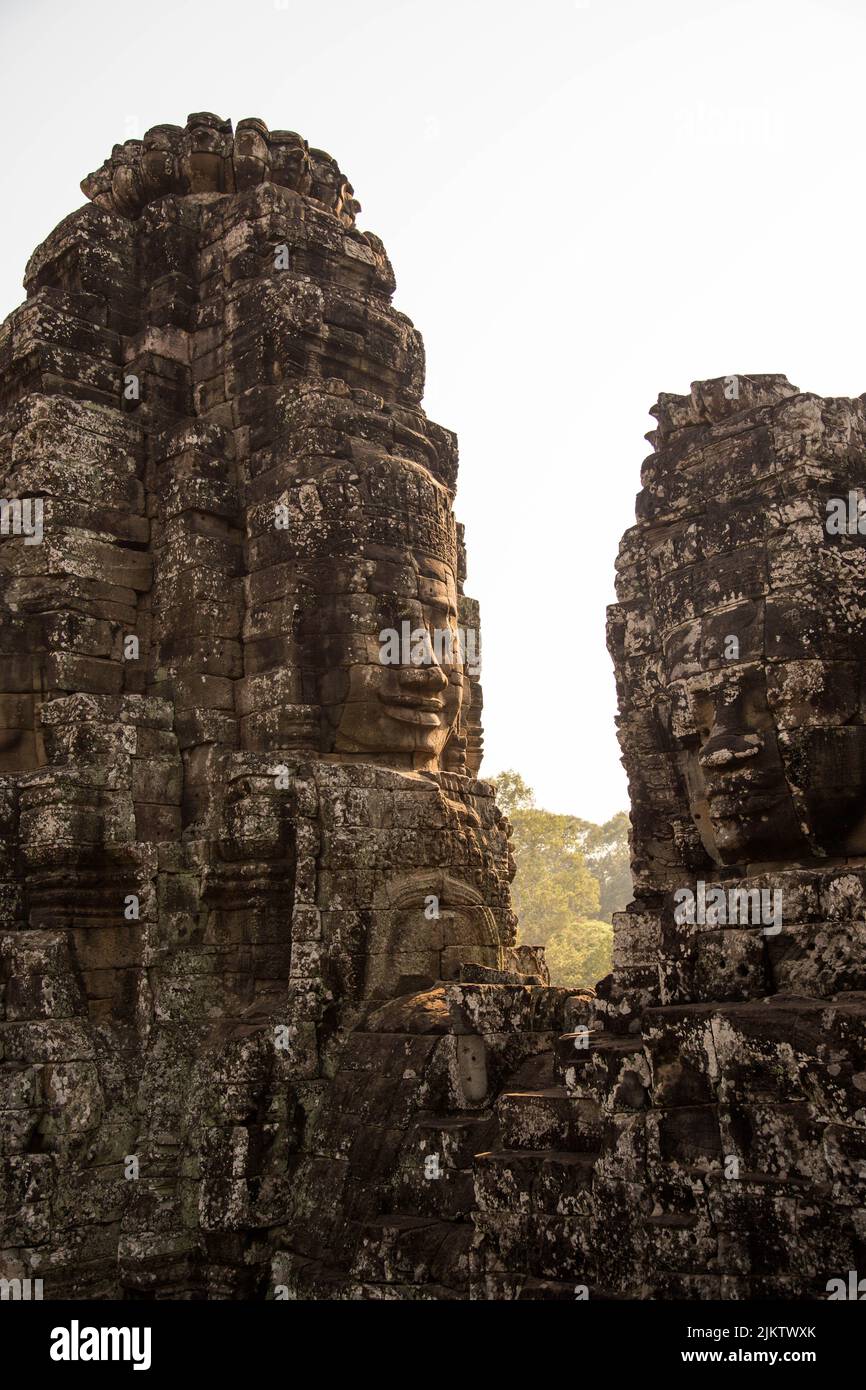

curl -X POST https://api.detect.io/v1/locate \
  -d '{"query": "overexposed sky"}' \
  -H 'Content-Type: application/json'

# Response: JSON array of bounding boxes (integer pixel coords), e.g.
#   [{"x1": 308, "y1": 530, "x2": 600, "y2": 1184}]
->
[{"x1": 1, "y1": 0, "x2": 864, "y2": 820}]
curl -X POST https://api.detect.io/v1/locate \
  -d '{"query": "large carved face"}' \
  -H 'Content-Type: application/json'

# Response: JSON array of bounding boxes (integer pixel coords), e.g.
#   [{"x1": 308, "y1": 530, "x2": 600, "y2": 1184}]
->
[
  {"x1": 668, "y1": 663, "x2": 807, "y2": 863},
  {"x1": 365, "y1": 873, "x2": 502, "y2": 999},
  {"x1": 613, "y1": 380, "x2": 866, "y2": 874},
  {"x1": 668, "y1": 656, "x2": 866, "y2": 865},
  {"x1": 315, "y1": 549, "x2": 465, "y2": 769}
]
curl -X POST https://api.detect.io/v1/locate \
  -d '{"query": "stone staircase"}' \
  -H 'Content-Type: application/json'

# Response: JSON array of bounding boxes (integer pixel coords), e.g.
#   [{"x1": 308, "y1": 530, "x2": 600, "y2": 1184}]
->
[
  {"x1": 270, "y1": 978, "x2": 593, "y2": 1299},
  {"x1": 267, "y1": 983, "x2": 866, "y2": 1299},
  {"x1": 469, "y1": 1021, "x2": 640, "y2": 1299},
  {"x1": 472, "y1": 993, "x2": 866, "y2": 1300}
]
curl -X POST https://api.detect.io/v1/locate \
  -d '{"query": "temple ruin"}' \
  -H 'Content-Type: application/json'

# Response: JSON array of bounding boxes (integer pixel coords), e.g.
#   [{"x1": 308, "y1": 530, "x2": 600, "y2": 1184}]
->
[{"x1": 1, "y1": 116, "x2": 864, "y2": 1300}]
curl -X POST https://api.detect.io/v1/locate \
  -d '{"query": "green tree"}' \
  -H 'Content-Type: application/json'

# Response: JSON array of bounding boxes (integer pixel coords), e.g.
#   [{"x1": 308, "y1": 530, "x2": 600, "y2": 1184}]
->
[
  {"x1": 491, "y1": 770, "x2": 632, "y2": 991},
  {"x1": 506, "y1": 806, "x2": 600, "y2": 945},
  {"x1": 544, "y1": 919, "x2": 614, "y2": 990},
  {"x1": 571, "y1": 811, "x2": 632, "y2": 922},
  {"x1": 492, "y1": 769, "x2": 535, "y2": 815}
]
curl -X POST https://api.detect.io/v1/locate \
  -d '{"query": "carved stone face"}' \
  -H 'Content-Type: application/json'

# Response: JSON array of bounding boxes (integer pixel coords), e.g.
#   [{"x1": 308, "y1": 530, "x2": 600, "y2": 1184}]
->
[
  {"x1": 621, "y1": 380, "x2": 866, "y2": 871},
  {"x1": 269, "y1": 134, "x2": 311, "y2": 193},
  {"x1": 365, "y1": 873, "x2": 502, "y2": 998},
  {"x1": 658, "y1": 561, "x2": 866, "y2": 865},
  {"x1": 183, "y1": 115, "x2": 231, "y2": 192},
  {"x1": 668, "y1": 664, "x2": 808, "y2": 864},
  {"x1": 317, "y1": 550, "x2": 464, "y2": 769}
]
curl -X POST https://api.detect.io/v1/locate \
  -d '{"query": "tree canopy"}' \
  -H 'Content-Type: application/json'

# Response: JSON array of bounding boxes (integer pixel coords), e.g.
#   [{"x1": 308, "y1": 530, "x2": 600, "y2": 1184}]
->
[{"x1": 492, "y1": 770, "x2": 632, "y2": 991}]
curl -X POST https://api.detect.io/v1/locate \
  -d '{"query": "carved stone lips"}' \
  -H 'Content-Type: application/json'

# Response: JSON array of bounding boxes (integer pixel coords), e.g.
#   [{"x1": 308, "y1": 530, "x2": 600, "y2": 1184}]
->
[
  {"x1": 701, "y1": 743, "x2": 760, "y2": 768},
  {"x1": 707, "y1": 787, "x2": 782, "y2": 819},
  {"x1": 381, "y1": 693, "x2": 445, "y2": 725}
]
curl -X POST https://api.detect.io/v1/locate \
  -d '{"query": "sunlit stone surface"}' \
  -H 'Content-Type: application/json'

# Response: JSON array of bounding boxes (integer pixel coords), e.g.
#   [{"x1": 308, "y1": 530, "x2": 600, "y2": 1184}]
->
[{"x1": 1, "y1": 118, "x2": 863, "y2": 1298}]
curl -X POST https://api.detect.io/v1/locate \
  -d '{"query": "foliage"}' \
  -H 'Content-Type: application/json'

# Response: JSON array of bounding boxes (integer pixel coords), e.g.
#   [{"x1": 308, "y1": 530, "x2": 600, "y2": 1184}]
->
[
  {"x1": 505, "y1": 807, "x2": 600, "y2": 942},
  {"x1": 491, "y1": 770, "x2": 632, "y2": 992},
  {"x1": 544, "y1": 919, "x2": 614, "y2": 991},
  {"x1": 492, "y1": 769, "x2": 535, "y2": 814},
  {"x1": 569, "y1": 811, "x2": 632, "y2": 921}
]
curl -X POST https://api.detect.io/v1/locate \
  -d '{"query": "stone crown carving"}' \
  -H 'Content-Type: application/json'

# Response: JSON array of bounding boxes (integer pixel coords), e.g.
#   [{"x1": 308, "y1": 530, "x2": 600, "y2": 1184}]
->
[{"x1": 80, "y1": 111, "x2": 360, "y2": 225}]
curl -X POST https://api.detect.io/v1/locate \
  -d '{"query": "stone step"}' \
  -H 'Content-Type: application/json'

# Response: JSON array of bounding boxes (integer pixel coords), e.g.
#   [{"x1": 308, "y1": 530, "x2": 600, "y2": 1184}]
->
[
  {"x1": 362, "y1": 983, "x2": 585, "y2": 1039},
  {"x1": 348, "y1": 1279, "x2": 467, "y2": 1300},
  {"x1": 445, "y1": 982, "x2": 587, "y2": 1036},
  {"x1": 496, "y1": 1088, "x2": 601, "y2": 1152},
  {"x1": 474, "y1": 1148, "x2": 597, "y2": 1217},
  {"x1": 471, "y1": 1203, "x2": 598, "y2": 1283},
  {"x1": 270, "y1": 1252, "x2": 352, "y2": 1300},
  {"x1": 349, "y1": 1214, "x2": 473, "y2": 1286},
  {"x1": 504, "y1": 1049, "x2": 557, "y2": 1091},
  {"x1": 414, "y1": 1113, "x2": 497, "y2": 1164},
  {"x1": 553, "y1": 1030, "x2": 647, "y2": 1102},
  {"x1": 392, "y1": 1167, "x2": 476, "y2": 1222},
  {"x1": 472, "y1": 1272, "x2": 633, "y2": 1300},
  {"x1": 391, "y1": 1114, "x2": 497, "y2": 1220}
]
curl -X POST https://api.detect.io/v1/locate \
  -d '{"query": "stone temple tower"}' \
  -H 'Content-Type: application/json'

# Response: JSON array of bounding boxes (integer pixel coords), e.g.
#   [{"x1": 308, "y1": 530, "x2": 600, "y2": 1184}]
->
[
  {"x1": 3, "y1": 117, "x2": 863, "y2": 1301},
  {"x1": 600, "y1": 377, "x2": 866, "y2": 1295},
  {"x1": 0, "y1": 113, "x2": 562, "y2": 1299}
]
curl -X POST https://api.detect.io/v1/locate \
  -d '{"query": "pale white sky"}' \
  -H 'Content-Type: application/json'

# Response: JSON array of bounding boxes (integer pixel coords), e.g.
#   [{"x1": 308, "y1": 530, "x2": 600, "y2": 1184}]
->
[{"x1": 1, "y1": 0, "x2": 864, "y2": 820}]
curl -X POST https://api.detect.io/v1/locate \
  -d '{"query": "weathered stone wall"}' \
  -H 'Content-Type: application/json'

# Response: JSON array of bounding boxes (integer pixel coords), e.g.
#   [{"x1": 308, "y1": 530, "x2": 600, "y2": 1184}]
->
[
  {"x1": 581, "y1": 377, "x2": 866, "y2": 1295},
  {"x1": 3, "y1": 117, "x2": 863, "y2": 1300},
  {"x1": 457, "y1": 380, "x2": 866, "y2": 1301},
  {"x1": 607, "y1": 376, "x2": 866, "y2": 1016},
  {"x1": 0, "y1": 114, "x2": 542, "y2": 1299}
]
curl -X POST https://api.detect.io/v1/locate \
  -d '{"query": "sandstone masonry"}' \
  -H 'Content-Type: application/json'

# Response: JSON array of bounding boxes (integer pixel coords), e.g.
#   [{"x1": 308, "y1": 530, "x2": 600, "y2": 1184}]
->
[{"x1": 1, "y1": 119, "x2": 862, "y2": 1300}]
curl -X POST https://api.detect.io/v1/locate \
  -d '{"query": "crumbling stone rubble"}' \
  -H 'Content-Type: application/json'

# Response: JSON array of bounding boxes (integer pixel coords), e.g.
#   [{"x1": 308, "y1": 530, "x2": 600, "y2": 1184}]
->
[{"x1": 1, "y1": 118, "x2": 862, "y2": 1299}]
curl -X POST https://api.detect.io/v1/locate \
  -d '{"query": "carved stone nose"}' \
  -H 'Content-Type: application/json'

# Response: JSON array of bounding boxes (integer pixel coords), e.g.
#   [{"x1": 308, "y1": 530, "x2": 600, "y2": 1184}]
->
[{"x1": 397, "y1": 662, "x2": 448, "y2": 691}]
